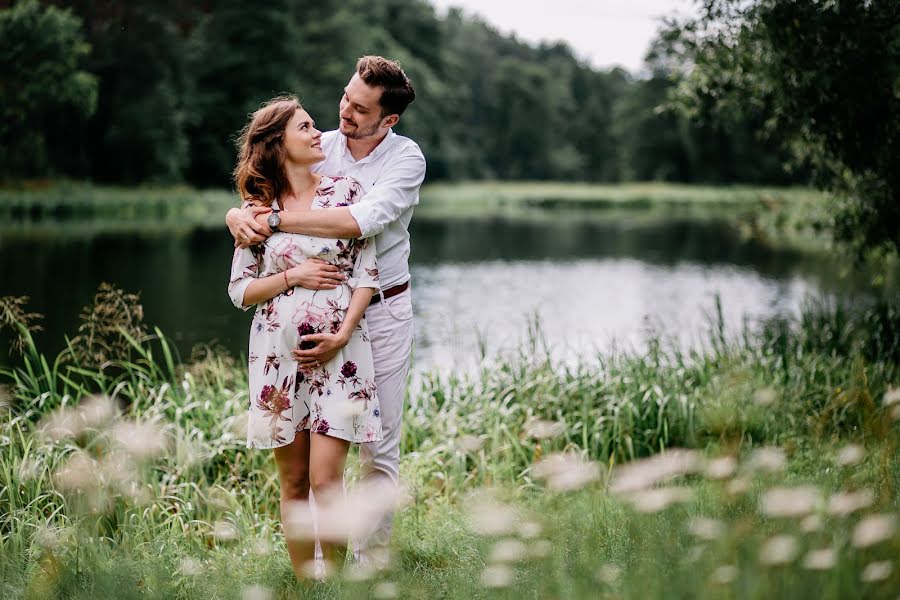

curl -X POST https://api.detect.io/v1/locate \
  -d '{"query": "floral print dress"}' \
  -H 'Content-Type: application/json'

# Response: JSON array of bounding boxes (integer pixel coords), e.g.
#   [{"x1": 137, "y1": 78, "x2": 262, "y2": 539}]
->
[{"x1": 228, "y1": 175, "x2": 383, "y2": 449}]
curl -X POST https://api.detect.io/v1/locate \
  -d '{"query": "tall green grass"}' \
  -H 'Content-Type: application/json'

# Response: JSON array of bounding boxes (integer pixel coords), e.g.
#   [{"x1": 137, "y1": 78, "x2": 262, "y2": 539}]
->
[{"x1": 1, "y1": 295, "x2": 898, "y2": 599}]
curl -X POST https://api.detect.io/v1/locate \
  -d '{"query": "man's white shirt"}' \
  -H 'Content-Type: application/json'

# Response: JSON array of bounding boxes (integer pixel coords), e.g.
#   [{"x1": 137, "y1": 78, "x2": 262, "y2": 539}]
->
[{"x1": 312, "y1": 129, "x2": 426, "y2": 290}]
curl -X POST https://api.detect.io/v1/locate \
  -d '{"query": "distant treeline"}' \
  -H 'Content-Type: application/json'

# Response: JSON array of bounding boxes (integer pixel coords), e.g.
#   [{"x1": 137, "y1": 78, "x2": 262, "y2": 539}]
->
[{"x1": 2, "y1": 0, "x2": 804, "y2": 186}]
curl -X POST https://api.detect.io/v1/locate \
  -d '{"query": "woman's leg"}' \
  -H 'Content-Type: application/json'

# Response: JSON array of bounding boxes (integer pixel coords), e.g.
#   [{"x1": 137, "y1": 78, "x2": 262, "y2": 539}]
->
[
  {"x1": 272, "y1": 431, "x2": 313, "y2": 579},
  {"x1": 309, "y1": 433, "x2": 351, "y2": 569}
]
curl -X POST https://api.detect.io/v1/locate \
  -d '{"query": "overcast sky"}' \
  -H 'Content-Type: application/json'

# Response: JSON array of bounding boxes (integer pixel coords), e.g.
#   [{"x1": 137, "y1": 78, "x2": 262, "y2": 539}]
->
[{"x1": 428, "y1": 0, "x2": 697, "y2": 73}]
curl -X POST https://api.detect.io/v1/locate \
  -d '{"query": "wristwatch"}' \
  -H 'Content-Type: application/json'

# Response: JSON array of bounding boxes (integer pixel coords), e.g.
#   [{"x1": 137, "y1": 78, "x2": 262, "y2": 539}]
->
[{"x1": 267, "y1": 209, "x2": 281, "y2": 232}]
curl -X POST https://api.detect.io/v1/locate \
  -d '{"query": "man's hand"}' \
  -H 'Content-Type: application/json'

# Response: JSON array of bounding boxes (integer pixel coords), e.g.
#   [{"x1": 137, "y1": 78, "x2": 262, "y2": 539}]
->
[
  {"x1": 293, "y1": 332, "x2": 349, "y2": 368},
  {"x1": 287, "y1": 259, "x2": 347, "y2": 290},
  {"x1": 228, "y1": 205, "x2": 272, "y2": 248}
]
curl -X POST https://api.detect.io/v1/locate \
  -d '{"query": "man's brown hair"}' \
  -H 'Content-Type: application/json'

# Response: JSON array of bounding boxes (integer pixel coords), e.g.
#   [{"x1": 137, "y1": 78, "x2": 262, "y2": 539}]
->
[{"x1": 356, "y1": 55, "x2": 416, "y2": 117}]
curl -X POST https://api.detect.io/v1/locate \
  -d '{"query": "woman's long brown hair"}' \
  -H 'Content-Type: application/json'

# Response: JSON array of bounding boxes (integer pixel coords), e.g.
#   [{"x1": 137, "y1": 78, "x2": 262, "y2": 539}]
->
[{"x1": 233, "y1": 95, "x2": 301, "y2": 207}]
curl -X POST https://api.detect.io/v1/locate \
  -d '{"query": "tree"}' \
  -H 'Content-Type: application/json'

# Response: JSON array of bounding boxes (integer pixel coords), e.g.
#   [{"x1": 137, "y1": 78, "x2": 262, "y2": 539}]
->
[
  {"x1": 673, "y1": 0, "x2": 900, "y2": 254},
  {"x1": 0, "y1": 0, "x2": 97, "y2": 178}
]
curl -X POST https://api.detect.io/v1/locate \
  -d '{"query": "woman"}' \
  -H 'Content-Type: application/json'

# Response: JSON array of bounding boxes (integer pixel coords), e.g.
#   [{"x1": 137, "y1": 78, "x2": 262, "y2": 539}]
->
[{"x1": 227, "y1": 95, "x2": 382, "y2": 578}]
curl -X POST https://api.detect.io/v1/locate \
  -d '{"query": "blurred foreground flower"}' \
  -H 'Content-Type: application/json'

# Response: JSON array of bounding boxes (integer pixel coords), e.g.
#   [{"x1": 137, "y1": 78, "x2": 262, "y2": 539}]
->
[
  {"x1": 481, "y1": 565, "x2": 513, "y2": 588},
  {"x1": 705, "y1": 456, "x2": 737, "y2": 480},
  {"x1": 860, "y1": 561, "x2": 893, "y2": 583},
  {"x1": 687, "y1": 517, "x2": 725, "y2": 540},
  {"x1": 523, "y1": 418, "x2": 566, "y2": 440},
  {"x1": 827, "y1": 489, "x2": 874, "y2": 517},
  {"x1": 710, "y1": 565, "x2": 738, "y2": 584},
  {"x1": 746, "y1": 447, "x2": 787, "y2": 473},
  {"x1": 241, "y1": 584, "x2": 272, "y2": 600},
  {"x1": 111, "y1": 420, "x2": 168, "y2": 459},
  {"x1": 373, "y1": 582, "x2": 399, "y2": 598},
  {"x1": 489, "y1": 538, "x2": 527, "y2": 563},
  {"x1": 284, "y1": 479, "x2": 409, "y2": 544},
  {"x1": 532, "y1": 452, "x2": 600, "y2": 492},
  {"x1": 802, "y1": 548, "x2": 837, "y2": 570},
  {"x1": 759, "y1": 535, "x2": 799, "y2": 565},
  {"x1": 624, "y1": 486, "x2": 695, "y2": 513},
  {"x1": 852, "y1": 514, "x2": 897, "y2": 548},
  {"x1": 882, "y1": 386, "x2": 900, "y2": 406},
  {"x1": 835, "y1": 444, "x2": 865, "y2": 467},
  {"x1": 608, "y1": 449, "x2": 702, "y2": 494},
  {"x1": 760, "y1": 486, "x2": 820, "y2": 518},
  {"x1": 595, "y1": 563, "x2": 621, "y2": 584},
  {"x1": 467, "y1": 492, "x2": 520, "y2": 536}
]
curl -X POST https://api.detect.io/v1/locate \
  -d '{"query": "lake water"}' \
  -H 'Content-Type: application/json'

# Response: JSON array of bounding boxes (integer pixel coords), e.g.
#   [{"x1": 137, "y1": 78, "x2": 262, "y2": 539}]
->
[{"x1": 0, "y1": 210, "x2": 863, "y2": 373}]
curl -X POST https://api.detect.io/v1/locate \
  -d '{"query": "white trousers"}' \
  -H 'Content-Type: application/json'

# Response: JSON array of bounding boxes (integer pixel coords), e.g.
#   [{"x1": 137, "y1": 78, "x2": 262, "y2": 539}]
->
[{"x1": 357, "y1": 287, "x2": 414, "y2": 552}]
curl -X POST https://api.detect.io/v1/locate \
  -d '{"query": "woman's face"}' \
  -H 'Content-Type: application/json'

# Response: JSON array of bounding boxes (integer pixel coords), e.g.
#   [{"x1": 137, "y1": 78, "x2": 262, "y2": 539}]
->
[{"x1": 282, "y1": 108, "x2": 324, "y2": 166}]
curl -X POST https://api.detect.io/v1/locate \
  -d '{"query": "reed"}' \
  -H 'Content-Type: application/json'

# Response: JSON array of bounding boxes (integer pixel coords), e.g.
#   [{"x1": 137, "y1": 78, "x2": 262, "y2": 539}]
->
[{"x1": 0, "y1": 291, "x2": 897, "y2": 599}]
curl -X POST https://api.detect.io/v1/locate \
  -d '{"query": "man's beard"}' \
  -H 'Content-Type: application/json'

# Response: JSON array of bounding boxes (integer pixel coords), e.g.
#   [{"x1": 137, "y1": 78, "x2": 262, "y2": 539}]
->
[{"x1": 341, "y1": 119, "x2": 380, "y2": 140}]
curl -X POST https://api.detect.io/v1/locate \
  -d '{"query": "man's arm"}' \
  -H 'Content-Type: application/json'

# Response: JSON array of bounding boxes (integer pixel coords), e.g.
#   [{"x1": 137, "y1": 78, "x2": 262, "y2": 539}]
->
[{"x1": 277, "y1": 147, "x2": 426, "y2": 239}]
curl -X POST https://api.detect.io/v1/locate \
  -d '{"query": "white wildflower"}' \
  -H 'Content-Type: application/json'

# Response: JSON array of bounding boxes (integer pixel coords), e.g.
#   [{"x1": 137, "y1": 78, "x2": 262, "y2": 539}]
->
[
  {"x1": 861, "y1": 561, "x2": 893, "y2": 583},
  {"x1": 529, "y1": 539, "x2": 553, "y2": 558},
  {"x1": 687, "y1": 517, "x2": 726, "y2": 540},
  {"x1": 827, "y1": 489, "x2": 874, "y2": 517},
  {"x1": 803, "y1": 548, "x2": 837, "y2": 570},
  {"x1": 747, "y1": 447, "x2": 787, "y2": 473},
  {"x1": 532, "y1": 452, "x2": 600, "y2": 492},
  {"x1": 883, "y1": 386, "x2": 900, "y2": 406},
  {"x1": 481, "y1": 565, "x2": 513, "y2": 588},
  {"x1": 595, "y1": 563, "x2": 621, "y2": 584},
  {"x1": 373, "y1": 582, "x2": 400, "y2": 598},
  {"x1": 212, "y1": 520, "x2": 239, "y2": 542},
  {"x1": 179, "y1": 557, "x2": 204, "y2": 576},
  {"x1": 760, "y1": 486, "x2": 820, "y2": 518},
  {"x1": 608, "y1": 449, "x2": 703, "y2": 494},
  {"x1": 456, "y1": 434, "x2": 484, "y2": 453},
  {"x1": 241, "y1": 584, "x2": 271, "y2": 600},
  {"x1": 759, "y1": 535, "x2": 799, "y2": 565},
  {"x1": 523, "y1": 419, "x2": 566, "y2": 439},
  {"x1": 518, "y1": 521, "x2": 542, "y2": 539},
  {"x1": 111, "y1": 420, "x2": 167, "y2": 459},
  {"x1": 490, "y1": 538, "x2": 527, "y2": 563},
  {"x1": 625, "y1": 486, "x2": 695, "y2": 513},
  {"x1": 467, "y1": 494, "x2": 519, "y2": 536},
  {"x1": 835, "y1": 444, "x2": 865, "y2": 467},
  {"x1": 705, "y1": 456, "x2": 737, "y2": 480},
  {"x1": 78, "y1": 395, "x2": 116, "y2": 427},
  {"x1": 726, "y1": 477, "x2": 751, "y2": 496},
  {"x1": 800, "y1": 514, "x2": 824, "y2": 533},
  {"x1": 852, "y1": 514, "x2": 897, "y2": 548},
  {"x1": 753, "y1": 387, "x2": 777, "y2": 406},
  {"x1": 710, "y1": 565, "x2": 739, "y2": 584}
]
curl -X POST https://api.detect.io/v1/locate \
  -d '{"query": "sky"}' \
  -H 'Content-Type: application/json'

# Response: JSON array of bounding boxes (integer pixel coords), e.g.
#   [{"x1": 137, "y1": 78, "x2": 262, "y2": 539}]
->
[{"x1": 428, "y1": 0, "x2": 697, "y2": 73}]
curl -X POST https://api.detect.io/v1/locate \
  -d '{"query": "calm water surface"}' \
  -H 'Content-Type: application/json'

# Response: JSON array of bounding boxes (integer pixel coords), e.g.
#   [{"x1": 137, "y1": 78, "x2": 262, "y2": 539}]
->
[{"x1": 0, "y1": 212, "x2": 861, "y2": 372}]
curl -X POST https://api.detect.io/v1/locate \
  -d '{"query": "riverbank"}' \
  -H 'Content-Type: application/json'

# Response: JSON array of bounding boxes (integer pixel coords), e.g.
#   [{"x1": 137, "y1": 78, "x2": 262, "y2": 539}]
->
[
  {"x1": 0, "y1": 181, "x2": 834, "y2": 255},
  {"x1": 1, "y1": 295, "x2": 898, "y2": 598}
]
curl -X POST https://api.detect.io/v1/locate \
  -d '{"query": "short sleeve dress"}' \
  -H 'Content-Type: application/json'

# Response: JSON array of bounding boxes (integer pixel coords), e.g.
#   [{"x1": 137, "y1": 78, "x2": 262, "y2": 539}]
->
[{"x1": 227, "y1": 175, "x2": 383, "y2": 449}]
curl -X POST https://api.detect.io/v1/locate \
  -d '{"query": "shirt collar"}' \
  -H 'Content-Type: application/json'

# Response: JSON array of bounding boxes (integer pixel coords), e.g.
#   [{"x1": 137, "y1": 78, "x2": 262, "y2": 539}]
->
[{"x1": 339, "y1": 129, "x2": 395, "y2": 164}]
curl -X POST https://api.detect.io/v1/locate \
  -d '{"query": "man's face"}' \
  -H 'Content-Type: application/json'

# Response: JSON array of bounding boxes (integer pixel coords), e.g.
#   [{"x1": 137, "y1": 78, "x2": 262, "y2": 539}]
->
[{"x1": 339, "y1": 73, "x2": 386, "y2": 140}]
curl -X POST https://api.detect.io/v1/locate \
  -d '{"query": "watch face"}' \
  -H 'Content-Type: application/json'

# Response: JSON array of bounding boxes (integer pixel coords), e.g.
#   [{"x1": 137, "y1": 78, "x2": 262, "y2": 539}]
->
[{"x1": 267, "y1": 213, "x2": 280, "y2": 229}]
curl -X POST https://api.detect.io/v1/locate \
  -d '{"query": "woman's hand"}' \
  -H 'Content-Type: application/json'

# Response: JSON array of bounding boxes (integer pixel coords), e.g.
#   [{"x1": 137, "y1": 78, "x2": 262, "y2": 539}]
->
[
  {"x1": 228, "y1": 205, "x2": 272, "y2": 248},
  {"x1": 293, "y1": 332, "x2": 349, "y2": 368},
  {"x1": 286, "y1": 259, "x2": 347, "y2": 290}
]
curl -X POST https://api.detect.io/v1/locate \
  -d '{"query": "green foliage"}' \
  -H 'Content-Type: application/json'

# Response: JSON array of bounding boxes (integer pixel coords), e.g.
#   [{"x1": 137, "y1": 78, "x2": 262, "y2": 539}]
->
[
  {"x1": 673, "y1": 0, "x2": 900, "y2": 254},
  {"x1": 0, "y1": 293, "x2": 898, "y2": 598},
  {"x1": 0, "y1": 0, "x2": 815, "y2": 189},
  {"x1": 0, "y1": 0, "x2": 97, "y2": 178}
]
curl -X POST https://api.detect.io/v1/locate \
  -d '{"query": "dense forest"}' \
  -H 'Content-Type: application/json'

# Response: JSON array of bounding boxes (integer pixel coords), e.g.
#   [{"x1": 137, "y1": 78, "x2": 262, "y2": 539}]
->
[{"x1": 1, "y1": 0, "x2": 803, "y2": 187}]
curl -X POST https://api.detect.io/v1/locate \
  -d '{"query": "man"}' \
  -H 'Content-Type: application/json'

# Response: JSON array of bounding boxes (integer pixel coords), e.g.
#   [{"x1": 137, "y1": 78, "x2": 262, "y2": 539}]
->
[{"x1": 226, "y1": 55, "x2": 425, "y2": 558}]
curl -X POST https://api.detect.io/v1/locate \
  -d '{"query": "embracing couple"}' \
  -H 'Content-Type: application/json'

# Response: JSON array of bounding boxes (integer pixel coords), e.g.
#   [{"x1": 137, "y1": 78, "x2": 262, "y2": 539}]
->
[{"x1": 225, "y1": 55, "x2": 424, "y2": 579}]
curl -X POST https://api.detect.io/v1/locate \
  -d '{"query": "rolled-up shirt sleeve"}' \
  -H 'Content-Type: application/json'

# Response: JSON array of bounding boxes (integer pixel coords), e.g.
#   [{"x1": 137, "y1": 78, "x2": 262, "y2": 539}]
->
[{"x1": 348, "y1": 146, "x2": 426, "y2": 238}]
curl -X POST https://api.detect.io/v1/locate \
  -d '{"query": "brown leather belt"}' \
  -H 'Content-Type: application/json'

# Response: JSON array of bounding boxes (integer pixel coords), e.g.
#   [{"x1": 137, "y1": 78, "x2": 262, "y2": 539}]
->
[{"x1": 369, "y1": 281, "x2": 409, "y2": 305}]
